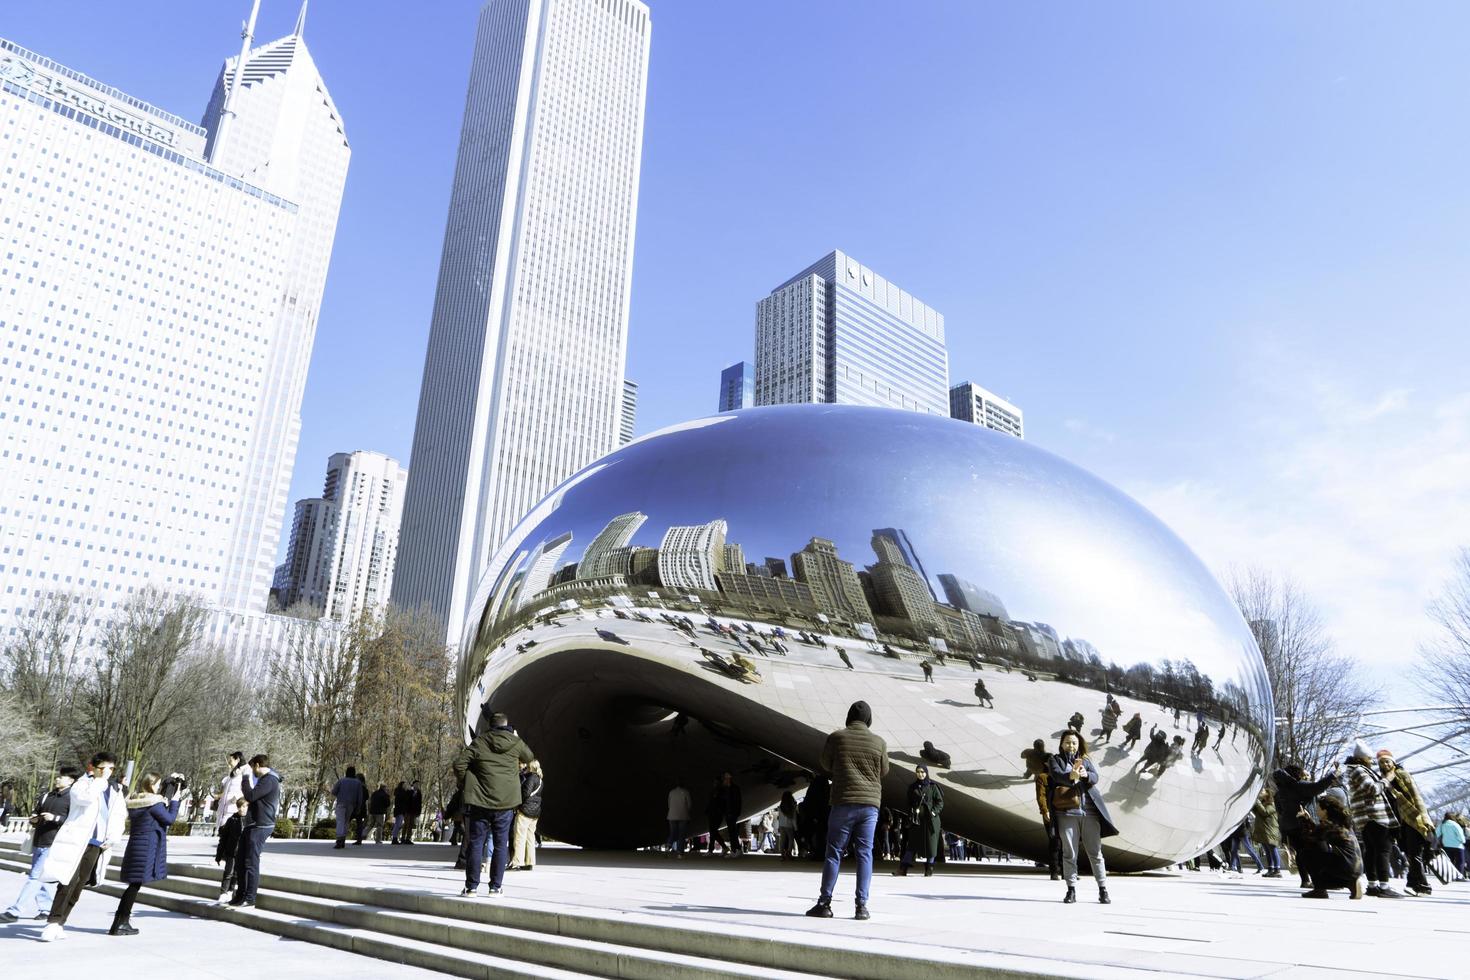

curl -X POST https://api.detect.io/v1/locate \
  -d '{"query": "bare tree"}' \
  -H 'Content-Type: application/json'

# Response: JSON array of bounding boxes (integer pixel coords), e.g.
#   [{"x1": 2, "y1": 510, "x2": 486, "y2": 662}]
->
[
  {"x1": 1229, "y1": 567, "x2": 1379, "y2": 774},
  {"x1": 0, "y1": 692, "x2": 55, "y2": 792},
  {"x1": 0, "y1": 592, "x2": 92, "y2": 770},
  {"x1": 1419, "y1": 547, "x2": 1470, "y2": 719}
]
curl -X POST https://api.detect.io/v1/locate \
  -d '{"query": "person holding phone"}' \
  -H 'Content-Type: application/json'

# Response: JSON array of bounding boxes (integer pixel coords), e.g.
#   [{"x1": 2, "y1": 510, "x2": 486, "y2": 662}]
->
[
  {"x1": 1048, "y1": 731, "x2": 1118, "y2": 904},
  {"x1": 108, "y1": 771, "x2": 184, "y2": 935}
]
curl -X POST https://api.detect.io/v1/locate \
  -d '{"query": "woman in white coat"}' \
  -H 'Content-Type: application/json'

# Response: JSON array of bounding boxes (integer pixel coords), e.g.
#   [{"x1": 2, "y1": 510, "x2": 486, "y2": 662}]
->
[
  {"x1": 40, "y1": 752, "x2": 128, "y2": 941},
  {"x1": 215, "y1": 751, "x2": 247, "y2": 826}
]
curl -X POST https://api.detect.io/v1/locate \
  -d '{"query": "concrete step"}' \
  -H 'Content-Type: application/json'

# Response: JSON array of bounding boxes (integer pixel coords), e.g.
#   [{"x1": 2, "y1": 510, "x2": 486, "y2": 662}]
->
[{"x1": 0, "y1": 846, "x2": 816, "y2": 980}]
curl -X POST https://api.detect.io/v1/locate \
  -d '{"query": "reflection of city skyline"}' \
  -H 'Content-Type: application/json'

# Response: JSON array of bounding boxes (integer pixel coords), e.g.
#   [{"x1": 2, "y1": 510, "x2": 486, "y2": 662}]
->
[{"x1": 491, "y1": 511, "x2": 1259, "y2": 725}]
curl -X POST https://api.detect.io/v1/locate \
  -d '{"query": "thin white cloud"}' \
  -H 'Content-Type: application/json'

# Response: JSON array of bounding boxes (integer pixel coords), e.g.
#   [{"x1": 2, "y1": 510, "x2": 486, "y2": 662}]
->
[{"x1": 1063, "y1": 417, "x2": 1118, "y2": 444}]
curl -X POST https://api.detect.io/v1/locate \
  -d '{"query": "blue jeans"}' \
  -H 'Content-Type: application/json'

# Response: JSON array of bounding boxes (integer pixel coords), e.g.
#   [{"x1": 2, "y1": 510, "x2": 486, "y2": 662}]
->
[
  {"x1": 819, "y1": 804, "x2": 877, "y2": 905},
  {"x1": 666, "y1": 819, "x2": 689, "y2": 853},
  {"x1": 234, "y1": 824, "x2": 274, "y2": 902},
  {"x1": 464, "y1": 805, "x2": 515, "y2": 892},
  {"x1": 5, "y1": 846, "x2": 53, "y2": 917}
]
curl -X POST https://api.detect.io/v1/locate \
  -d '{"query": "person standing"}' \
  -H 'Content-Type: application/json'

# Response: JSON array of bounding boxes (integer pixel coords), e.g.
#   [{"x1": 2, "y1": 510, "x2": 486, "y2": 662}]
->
[
  {"x1": 391, "y1": 781, "x2": 410, "y2": 844},
  {"x1": 39, "y1": 752, "x2": 126, "y2": 942},
  {"x1": 777, "y1": 791, "x2": 799, "y2": 861},
  {"x1": 1025, "y1": 740, "x2": 1061, "y2": 880},
  {"x1": 0, "y1": 765, "x2": 77, "y2": 923},
  {"x1": 718, "y1": 773, "x2": 744, "y2": 857},
  {"x1": 352, "y1": 771, "x2": 370, "y2": 845},
  {"x1": 108, "y1": 772, "x2": 184, "y2": 936},
  {"x1": 215, "y1": 797, "x2": 247, "y2": 902},
  {"x1": 973, "y1": 679, "x2": 993, "y2": 708},
  {"x1": 1121, "y1": 713, "x2": 1144, "y2": 751},
  {"x1": 453, "y1": 712, "x2": 535, "y2": 897},
  {"x1": 892, "y1": 764, "x2": 944, "y2": 877},
  {"x1": 331, "y1": 766, "x2": 368, "y2": 850},
  {"x1": 215, "y1": 751, "x2": 247, "y2": 827},
  {"x1": 403, "y1": 780, "x2": 424, "y2": 844},
  {"x1": 1250, "y1": 787, "x2": 1282, "y2": 878},
  {"x1": 1437, "y1": 812, "x2": 1466, "y2": 875},
  {"x1": 704, "y1": 777, "x2": 727, "y2": 855},
  {"x1": 511, "y1": 761, "x2": 543, "y2": 870},
  {"x1": 1342, "y1": 741, "x2": 1401, "y2": 898},
  {"x1": 230, "y1": 754, "x2": 281, "y2": 908},
  {"x1": 666, "y1": 777, "x2": 692, "y2": 858},
  {"x1": 368, "y1": 783, "x2": 391, "y2": 844},
  {"x1": 1378, "y1": 750, "x2": 1434, "y2": 896},
  {"x1": 1049, "y1": 731, "x2": 1117, "y2": 904},
  {"x1": 807, "y1": 700, "x2": 889, "y2": 921}
]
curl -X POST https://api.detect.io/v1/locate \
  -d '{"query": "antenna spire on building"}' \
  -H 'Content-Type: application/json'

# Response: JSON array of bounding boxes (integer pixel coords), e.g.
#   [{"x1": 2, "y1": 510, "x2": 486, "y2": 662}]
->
[
  {"x1": 294, "y1": 0, "x2": 308, "y2": 37},
  {"x1": 208, "y1": 0, "x2": 262, "y2": 164}
]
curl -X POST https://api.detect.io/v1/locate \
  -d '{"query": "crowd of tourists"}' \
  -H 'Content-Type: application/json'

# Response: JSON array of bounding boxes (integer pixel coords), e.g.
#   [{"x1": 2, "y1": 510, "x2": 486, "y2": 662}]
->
[{"x1": 2, "y1": 700, "x2": 1461, "y2": 935}]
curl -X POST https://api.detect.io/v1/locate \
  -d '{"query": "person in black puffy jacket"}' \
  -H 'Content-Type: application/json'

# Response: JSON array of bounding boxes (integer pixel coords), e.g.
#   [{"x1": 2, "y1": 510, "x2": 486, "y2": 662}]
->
[
  {"x1": 510, "y1": 761, "x2": 543, "y2": 870},
  {"x1": 215, "y1": 797, "x2": 247, "y2": 902},
  {"x1": 109, "y1": 772, "x2": 182, "y2": 936}
]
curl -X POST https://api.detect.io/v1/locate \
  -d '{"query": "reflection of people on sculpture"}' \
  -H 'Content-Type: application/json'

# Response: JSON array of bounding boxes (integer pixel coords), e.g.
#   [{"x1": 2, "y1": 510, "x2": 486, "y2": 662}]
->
[
  {"x1": 836, "y1": 648, "x2": 854, "y2": 670},
  {"x1": 973, "y1": 679, "x2": 993, "y2": 708},
  {"x1": 1121, "y1": 713, "x2": 1143, "y2": 751},
  {"x1": 1172, "y1": 706, "x2": 1181, "y2": 729},
  {"x1": 892, "y1": 765, "x2": 944, "y2": 878},
  {"x1": 1134, "y1": 726, "x2": 1170, "y2": 775},
  {"x1": 920, "y1": 661, "x2": 934, "y2": 684},
  {"x1": 1295, "y1": 793, "x2": 1365, "y2": 899},
  {"x1": 1099, "y1": 700, "x2": 1120, "y2": 743},
  {"x1": 1023, "y1": 739, "x2": 1060, "y2": 880},
  {"x1": 730, "y1": 652, "x2": 760, "y2": 680},
  {"x1": 1067, "y1": 711, "x2": 1085, "y2": 733},
  {"x1": 880, "y1": 644, "x2": 901, "y2": 660},
  {"x1": 1048, "y1": 731, "x2": 1117, "y2": 905},
  {"x1": 1212, "y1": 724, "x2": 1227, "y2": 752},
  {"x1": 806, "y1": 701, "x2": 888, "y2": 921},
  {"x1": 920, "y1": 741, "x2": 951, "y2": 770},
  {"x1": 1190, "y1": 724, "x2": 1210, "y2": 757}
]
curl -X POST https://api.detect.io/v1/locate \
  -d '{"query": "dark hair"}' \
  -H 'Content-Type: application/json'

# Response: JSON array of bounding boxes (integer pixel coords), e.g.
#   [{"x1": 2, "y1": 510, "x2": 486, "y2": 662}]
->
[
  {"x1": 1284, "y1": 763, "x2": 1306, "y2": 780},
  {"x1": 489, "y1": 712, "x2": 510, "y2": 728},
  {"x1": 346, "y1": 765, "x2": 357, "y2": 778},
  {"x1": 845, "y1": 701, "x2": 872, "y2": 727},
  {"x1": 138, "y1": 772, "x2": 163, "y2": 795},
  {"x1": 229, "y1": 751, "x2": 244, "y2": 762},
  {"x1": 249, "y1": 753, "x2": 270, "y2": 767},
  {"x1": 90, "y1": 751, "x2": 117, "y2": 767},
  {"x1": 56, "y1": 765, "x2": 82, "y2": 780},
  {"x1": 1058, "y1": 731, "x2": 1089, "y2": 757}
]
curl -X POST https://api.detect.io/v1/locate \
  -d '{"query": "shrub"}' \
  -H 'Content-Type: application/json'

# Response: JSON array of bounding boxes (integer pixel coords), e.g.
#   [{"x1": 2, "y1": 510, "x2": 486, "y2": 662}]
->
[
  {"x1": 309, "y1": 818, "x2": 336, "y2": 840},
  {"x1": 272, "y1": 817, "x2": 296, "y2": 839}
]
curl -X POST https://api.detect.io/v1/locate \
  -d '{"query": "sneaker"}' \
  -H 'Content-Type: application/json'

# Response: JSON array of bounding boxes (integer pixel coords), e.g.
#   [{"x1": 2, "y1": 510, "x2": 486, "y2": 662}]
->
[
  {"x1": 34, "y1": 913, "x2": 49, "y2": 921},
  {"x1": 1063, "y1": 886, "x2": 1076, "y2": 904},
  {"x1": 890, "y1": 867, "x2": 908, "y2": 877},
  {"x1": 1364, "y1": 884, "x2": 1383, "y2": 897},
  {"x1": 805, "y1": 901, "x2": 833, "y2": 918},
  {"x1": 1098, "y1": 886, "x2": 1111, "y2": 905},
  {"x1": 854, "y1": 904, "x2": 870, "y2": 920},
  {"x1": 1377, "y1": 885, "x2": 1404, "y2": 898},
  {"x1": 217, "y1": 890, "x2": 233, "y2": 904},
  {"x1": 38, "y1": 923, "x2": 63, "y2": 942},
  {"x1": 1302, "y1": 888, "x2": 1330, "y2": 899},
  {"x1": 459, "y1": 889, "x2": 477, "y2": 898},
  {"x1": 0, "y1": 912, "x2": 17, "y2": 923},
  {"x1": 489, "y1": 886, "x2": 503, "y2": 895}
]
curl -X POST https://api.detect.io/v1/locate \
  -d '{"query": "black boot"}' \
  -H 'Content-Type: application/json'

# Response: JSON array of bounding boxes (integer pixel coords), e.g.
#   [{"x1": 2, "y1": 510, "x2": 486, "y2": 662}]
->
[
  {"x1": 1063, "y1": 886, "x2": 1076, "y2": 904},
  {"x1": 805, "y1": 899, "x2": 833, "y2": 918},
  {"x1": 923, "y1": 864, "x2": 933, "y2": 877},
  {"x1": 109, "y1": 920, "x2": 139, "y2": 936},
  {"x1": 891, "y1": 866, "x2": 908, "y2": 877},
  {"x1": 853, "y1": 903, "x2": 870, "y2": 920},
  {"x1": 1098, "y1": 885, "x2": 1111, "y2": 905}
]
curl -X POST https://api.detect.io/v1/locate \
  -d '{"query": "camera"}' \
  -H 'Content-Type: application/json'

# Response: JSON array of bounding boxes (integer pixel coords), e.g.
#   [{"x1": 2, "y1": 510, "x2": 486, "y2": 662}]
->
[{"x1": 161, "y1": 773, "x2": 189, "y2": 799}]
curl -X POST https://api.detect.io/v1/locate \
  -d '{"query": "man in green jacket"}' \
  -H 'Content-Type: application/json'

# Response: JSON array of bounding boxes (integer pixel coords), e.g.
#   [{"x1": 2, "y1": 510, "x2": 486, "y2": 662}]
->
[
  {"x1": 453, "y1": 712, "x2": 535, "y2": 897},
  {"x1": 807, "y1": 700, "x2": 888, "y2": 921}
]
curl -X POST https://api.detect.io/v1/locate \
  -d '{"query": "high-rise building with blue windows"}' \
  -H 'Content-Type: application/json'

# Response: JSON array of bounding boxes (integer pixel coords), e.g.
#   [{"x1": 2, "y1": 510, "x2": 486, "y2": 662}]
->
[
  {"x1": 753, "y1": 250, "x2": 948, "y2": 415},
  {"x1": 718, "y1": 361, "x2": 755, "y2": 412}
]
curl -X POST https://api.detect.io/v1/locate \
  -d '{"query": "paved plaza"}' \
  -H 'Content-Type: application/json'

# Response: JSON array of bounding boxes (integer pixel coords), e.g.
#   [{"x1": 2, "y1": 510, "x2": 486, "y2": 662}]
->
[{"x1": 2, "y1": 836, "x2": 1462, "y2": 978}]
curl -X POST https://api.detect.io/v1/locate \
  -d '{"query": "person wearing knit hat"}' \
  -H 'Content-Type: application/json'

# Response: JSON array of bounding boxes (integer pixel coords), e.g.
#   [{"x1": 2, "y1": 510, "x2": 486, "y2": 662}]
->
[
  {"x1": 1343, "y1": 740, "x2": 1401, "y2": 897},
  {"x1": 1377, "y1": 749, "x2": 1435, "y2": 896}
]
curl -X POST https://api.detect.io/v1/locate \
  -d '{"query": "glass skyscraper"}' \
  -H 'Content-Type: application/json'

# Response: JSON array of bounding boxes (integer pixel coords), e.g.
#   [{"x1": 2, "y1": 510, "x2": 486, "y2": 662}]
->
[
  {"x1": 719, "y1": 361, "x2": 754, "y2": 412},
  {"x1": 754, "y1": 250, "x2": 948, "y2": 415},
  {"x1": 392, "y1": 0, "x2": 652, "y2": 640}
]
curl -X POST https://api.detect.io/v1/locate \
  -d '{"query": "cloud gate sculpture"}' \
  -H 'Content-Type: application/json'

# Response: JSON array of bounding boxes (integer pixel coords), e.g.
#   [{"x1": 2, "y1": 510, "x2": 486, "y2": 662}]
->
[{"x1": 459, "y1": 406, "x2": 1272, "y2": 871}]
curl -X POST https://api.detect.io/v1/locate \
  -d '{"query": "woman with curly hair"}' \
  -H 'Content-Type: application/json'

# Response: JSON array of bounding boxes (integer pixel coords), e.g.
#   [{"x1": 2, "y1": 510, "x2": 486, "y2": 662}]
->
[{"x1": 1294, "y1": 792, "x2": 1365, "y2": 900}]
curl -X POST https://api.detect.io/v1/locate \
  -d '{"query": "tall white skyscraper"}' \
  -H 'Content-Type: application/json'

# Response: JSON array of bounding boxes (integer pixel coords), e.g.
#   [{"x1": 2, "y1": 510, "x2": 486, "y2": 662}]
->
[
  {"x1": 754, "y1": 250, "x2": 948, "y2": 415},
  {"x1": 393, "y1": 0, "x2": 652, "y2": 639},
  {"x1": 0, "y1": 18, "x2": 348, "y2": 635},
  {"x1": 620, "y1": 379, "x2": 639, "y2": 445},
  {"x1": 657, "y1": 520, "x2": 727, "y2": 593},
  {"x1": 272, "y1": 451, "x2": 408, "y2": 622},
  {"x1": 578, "y1": 512, "x2": 647, "y2": 580},
  {"x1": 949, "y1": 381, "x2": 1024, "y2": 439}
]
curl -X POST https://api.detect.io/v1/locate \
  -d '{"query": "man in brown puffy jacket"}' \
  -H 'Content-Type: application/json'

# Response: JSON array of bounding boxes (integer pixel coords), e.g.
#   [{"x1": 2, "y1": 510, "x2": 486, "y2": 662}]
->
[{"x1": 806, "y1": 700, "x2": 888, "y2": 921}]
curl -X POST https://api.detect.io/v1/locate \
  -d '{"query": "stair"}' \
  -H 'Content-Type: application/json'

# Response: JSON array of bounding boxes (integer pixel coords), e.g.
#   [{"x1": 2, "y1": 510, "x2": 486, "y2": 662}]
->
[{"x1": 0, "y1": 840, "x2": 1040, "y2": 978}]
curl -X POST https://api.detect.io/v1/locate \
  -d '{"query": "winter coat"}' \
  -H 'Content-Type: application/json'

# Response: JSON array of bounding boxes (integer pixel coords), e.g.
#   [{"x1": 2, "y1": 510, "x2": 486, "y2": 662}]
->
[
  {"x1": 1249, "y1": 797, "x2": 1281, "y2": 847},
  {"x1": 901, "y1": 779, "x2": 945, "y2": 861},
  {"x1": 404, "y1": 786, "x2": 424, "y2": 817},
  {"x1": 332, "y1": 776, "x2": 367, "y2": 813},
  {"x1": 1438, "y1": 818, "x2": 1466, "y2": 849},
  {"x1": 1271, "y1": 768, "x2": 1337, "y2": 834},
  {"x1": 1343, "y1": 761, "x2": 1398, "y2": 831},
  {"x1": 216, "y1": 764, "x2": 246, "y2": 825},
  {"x1": 719, "y1": 782, "x2": 743, "y2": 818},
  {"x1": 241, "y1": 770, "x2": 282, "y2": 828},
  {"x1": 819, "y1": 721, "x2": 889, "y2": 808},
  {"x1": 1383, "y1": 768, "x2": 1432, "y2": 841},
  {"x1": 666, "y1": 786, "x2": 693, "y2": 822},
  {"x1": 369, "y1": 787, "x2": 392, "y2": 815},
  {"x1": 42, "y1": 774, "x2": 127, "y2": 885},
  {"x1": 119, "y1": 794, "x2": 180, "y2": 884},
  {"x1": 1047, "y1": 753, "x2": 1118, "y2": 837},
  {"x1": 1122, "y1": 716, "x2": 1143, "y2": 739},
  {"x1": 30, "y1": 787, "x2": 72, "y2": 850},
  {"x1": 519, "y1": 771, "x2": 543, "y2": 819},
  {"x1": 453, "y1": 726, "x2": 535, "y2": 811},
  {"x1": 216, "y1": 813, "x2": 244, "y2": 863}
]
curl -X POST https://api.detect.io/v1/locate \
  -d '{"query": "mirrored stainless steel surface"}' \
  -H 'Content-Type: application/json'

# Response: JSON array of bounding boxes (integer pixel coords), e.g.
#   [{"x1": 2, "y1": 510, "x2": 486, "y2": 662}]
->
[{"x1": 459, "y1": 406, "x2": 1273, "y2": 871}]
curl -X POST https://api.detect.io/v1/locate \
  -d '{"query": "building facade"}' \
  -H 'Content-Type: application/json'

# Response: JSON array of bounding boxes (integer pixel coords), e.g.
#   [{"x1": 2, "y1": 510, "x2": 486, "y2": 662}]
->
[
  {"x1": 578, "y1": 511, "x2": 647, "y2": 580},
  {"x1": 790, "y1": 537, "x2": 871, "y2": 622},
  {"x1": 271, "y1": 451, "x2": 407, "y2": 622},
  {"x1": 718, "y1": 361, "x2": 754, "y2": 412},
  {"x1": 621, "y1": 379, "x2": 638, "y2": 445},
  {"x1": 949, "y1": 381, "x2": 1024, "y2": 439},
  {"x1": 754, "y1": 250, "x2": 948, "y2": 415},
  {"x1": 656, "y1": 519, "x2": 727, "y2": 593},
  {"x1": 0, "y1": 23, "x2": 348, "y2": 637},
  {"x1": 392, "y1": 0, "x2": 652, "y2": 641}
]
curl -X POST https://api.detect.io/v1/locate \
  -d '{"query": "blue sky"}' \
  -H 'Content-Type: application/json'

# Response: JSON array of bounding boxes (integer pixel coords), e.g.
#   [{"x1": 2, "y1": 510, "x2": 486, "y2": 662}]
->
[{"x1": 8, "y1": 1, "x2": 1469, "y2": 698}]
